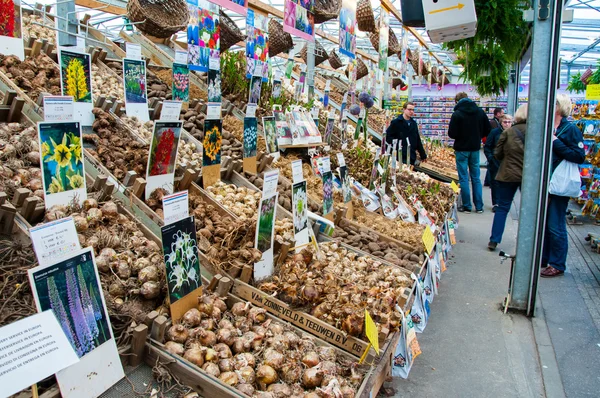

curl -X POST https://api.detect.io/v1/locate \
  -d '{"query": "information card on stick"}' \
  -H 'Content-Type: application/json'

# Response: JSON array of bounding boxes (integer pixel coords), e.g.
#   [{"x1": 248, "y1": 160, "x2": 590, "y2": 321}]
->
[
  {"x1": 162, "y1": 191, "x2": 189, "y2": 225},
  {"x1": 29, "y1": 217, "x2": 81, "y2": 266}
]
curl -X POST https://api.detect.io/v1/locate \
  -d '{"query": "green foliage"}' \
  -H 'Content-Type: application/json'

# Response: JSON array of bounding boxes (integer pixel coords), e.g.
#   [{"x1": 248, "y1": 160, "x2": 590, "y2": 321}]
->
[
  {"x1": 220, "y1": 51, "x2": 249, "y2": 102},
  {"x1": 589, "y1": 60, "x2": 600, "y2": 85},
  {"x1": 443, "y1": 0, "x2": 530, "y2": 96},
  {"x1": 567, "y1": 72, "x2": 586, "y2": 94}
]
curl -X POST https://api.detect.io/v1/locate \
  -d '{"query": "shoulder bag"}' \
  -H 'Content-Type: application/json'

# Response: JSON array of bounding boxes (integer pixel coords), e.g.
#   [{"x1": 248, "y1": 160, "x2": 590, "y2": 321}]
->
[{"x1": 548, "y1": 125, "x2": 582, "y2": 198}]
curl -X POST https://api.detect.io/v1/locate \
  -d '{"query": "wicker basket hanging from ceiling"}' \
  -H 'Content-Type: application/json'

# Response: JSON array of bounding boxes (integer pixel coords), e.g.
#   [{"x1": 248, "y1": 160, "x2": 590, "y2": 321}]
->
[
  {"x1": 356, "y1": 0, "x2": 376, "y2": 33},
  {"x1": 437, "y1": 69, "x2": 450, "y2": 85},
  {"x1": 581, "y1": 67, "x2": 594, "y2": 84},
  {"x1": 127, "y1": 0, "x2": 188, "y2": 38},
  {"x1": 345, "y1": 57, "x2": 368, "y2": 81},
  {"x1": 299, "y1": 40, "x2": 328, "y2": 67},
  {"x1": 219, "y1": 9, "x2": 245, "y2": 53},
  {"x1": 368, "y1": 23, "x2": 402, "y2": 57},
  {"x1": 314, "y1": 0, "x2": 343, "y2": 24},
  {"x1": 431, "y1": 66, "x2": 440, "y2": 84},
  {"x1": 269, "y1": 19, "x2": 294, "y2": 58},
  {"x1": 392, "y1": 77, "x2": 406, "y2": 89},
  {"x1": 328, "y1": 50, "x2": 343, "y2": 69},
  {"x1": 407, "y1": 48, "x2": 420, "y2": 74}
]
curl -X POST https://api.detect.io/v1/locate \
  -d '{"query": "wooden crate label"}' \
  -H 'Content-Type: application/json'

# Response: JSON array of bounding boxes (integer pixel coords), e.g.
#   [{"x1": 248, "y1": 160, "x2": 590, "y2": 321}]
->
[{"x1": 234, "y1": 282, "x2": 369, "y2": 356}]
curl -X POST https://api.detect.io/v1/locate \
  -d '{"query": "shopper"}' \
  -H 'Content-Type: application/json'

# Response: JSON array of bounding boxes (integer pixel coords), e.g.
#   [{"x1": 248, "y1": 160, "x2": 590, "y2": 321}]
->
[
  {"x1": 541, "y1": 94, "x2": 586, "y2": 277},
  {"x1": 487, "y1": 108, "x2": 526, "y2": 250},
  {"x1": 448, "y1": 92, "x2": 491, "y2": 213},
  {"x1": 484, "y1": 114, "x2": 513, "y2": 212},
  {"x1": 490, "y1": 108, "x2": 504, "y2": 130},
  {"x1": 386, "y1": 101, "x2": 427, "y2": 166}
]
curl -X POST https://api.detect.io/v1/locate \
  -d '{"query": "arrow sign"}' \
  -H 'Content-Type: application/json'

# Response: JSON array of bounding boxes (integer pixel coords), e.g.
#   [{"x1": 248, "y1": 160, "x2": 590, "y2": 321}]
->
[{"x1": 429, "y1": 2, "x2": 464, "y2": 14}]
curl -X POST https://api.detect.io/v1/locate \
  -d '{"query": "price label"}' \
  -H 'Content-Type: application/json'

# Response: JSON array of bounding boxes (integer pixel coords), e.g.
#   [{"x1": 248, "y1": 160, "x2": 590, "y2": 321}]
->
[
  {"x1": 206, "y1": 103, "x2": 221, "y2": 120},
  {"x1": 246, "y1": 104, "x2": 257, "y2": 118},
  {"x1": 43, "y1": 96, "x2": 74, "y2": 121},
  {"x1": 320, "y1": 156, "x2": 331, "y2": 173},
  {"x1": 209, "y1": 56, "x2": 219, "y2": 70},
  {"x1": 311, "y1": 107, "x2": 320, "y2": 119},
  {"x1": 325, "y1": 80, "x2": 331, "y2": 90},
  {"x1": 450, "y1": 180, "x2": 459, "y2": 193},
  {"x1": 262, "y1": 169, "x2": 279, "y2": 198},
  {"x1": 364, "y1": 310, "x2": 380, "y2": 354},
  {"x1": 274, "y1": 70, "x2": 282, "y2": 81},
  {"x1": 422, "y1": 226, "x2": 436, "y2": 255},
  {"x1": 174, "y1": 50, "x2": 187, "y2": 64},
  {"x1": 29, "y1": 217, "x2": 81, "y2": 266},
  {"x1": 337, "y1": 153, "x2": 346, "y2": 167},
  {"x1": 126, "y1": 42, "x2": 142, "y2": 60},
  {"x1": 160, "y1": 100, "x2": 182, "y2": 121},
  {"x1": 291, "y1": 159, "x2": 304, "y2": 184},
  {"x1": 162, "y1": 191, "x2": 189, "y2": 225}
]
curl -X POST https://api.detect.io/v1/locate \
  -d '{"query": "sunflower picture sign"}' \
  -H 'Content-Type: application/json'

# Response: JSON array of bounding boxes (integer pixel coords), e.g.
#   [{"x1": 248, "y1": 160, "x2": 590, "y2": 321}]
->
[
  {"x1": 145, "y1": 121, "x2": 183, "y2": 198},
  {"x1": 37, "y1": 121, "x2": 87, "y2": 209},
  {"x1": 0, "y1": 0, "x2": 24, "y2": 60},
  {"x1": 202, "y1": 119, "x2": 222, "y2": 188},
  {"x1": 58, "y1": 49, "x2": 94, "y2": 126}
]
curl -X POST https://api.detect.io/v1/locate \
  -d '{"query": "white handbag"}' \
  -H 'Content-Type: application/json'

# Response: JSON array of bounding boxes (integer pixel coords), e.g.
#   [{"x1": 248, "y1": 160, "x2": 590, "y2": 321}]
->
[{"x1": 548, "y1": 125, "x2": 582, "y2": 198}]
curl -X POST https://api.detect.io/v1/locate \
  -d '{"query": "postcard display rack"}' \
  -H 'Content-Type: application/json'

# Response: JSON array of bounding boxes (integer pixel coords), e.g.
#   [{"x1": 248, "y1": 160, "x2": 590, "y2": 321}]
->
[{"x1": 0, "y1": 3, "x2": 464, "y2": 398}]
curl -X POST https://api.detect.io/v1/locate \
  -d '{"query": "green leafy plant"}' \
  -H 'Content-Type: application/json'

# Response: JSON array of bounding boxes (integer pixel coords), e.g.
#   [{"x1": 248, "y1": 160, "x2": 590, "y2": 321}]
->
[{"x1": 567, "y1": 72, "x2": 586, "y2": 94}]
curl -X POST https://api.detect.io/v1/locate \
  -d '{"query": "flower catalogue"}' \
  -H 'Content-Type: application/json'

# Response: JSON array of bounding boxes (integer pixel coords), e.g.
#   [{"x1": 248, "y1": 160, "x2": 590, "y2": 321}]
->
[
  {"x1": 149, "y1": 128, "x2": 176, "y2": 176},
  {"x1": 203, "y1": 122, "x2": 222, "y2": 166},
  {"x1": 257, "y1": 195, "x2": 276, "y2": 252},
  {"x1": 293, "y1": 183, "x2": 307, "y2": 233},
  {"x1": 39, "y1": 123, "x2": 85, "y2": 195},
  {"x1": 61, "y1": 52, "x2": 92, "y2": 103},
  {"x1": 163, "y1": 221, "x2": 201, "y2": 302}
]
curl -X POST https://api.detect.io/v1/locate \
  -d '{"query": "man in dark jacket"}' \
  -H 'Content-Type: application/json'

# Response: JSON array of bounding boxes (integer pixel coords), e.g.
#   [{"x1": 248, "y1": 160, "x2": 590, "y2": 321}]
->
[
  {"x1": 484, "y1": 114, "x2": 513, "y2": 211},
  {"x1": 448, "y1": 92, "x2": 491, "y2": 213},
  {"x1": 386, "y1": 101, "x2": 427, "y2": 166}
]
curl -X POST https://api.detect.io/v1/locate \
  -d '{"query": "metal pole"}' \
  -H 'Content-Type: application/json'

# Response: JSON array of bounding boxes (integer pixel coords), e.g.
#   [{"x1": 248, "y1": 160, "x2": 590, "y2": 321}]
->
[
  {"x1": 306, "y1": 41, "x2": 316, "y2": 101},
  {"x1": 57, "y1": 0, "x2": 78, "y2": 47},
  {"x1": 510, "y1": 0, "x2": 564, "y2": 314}
]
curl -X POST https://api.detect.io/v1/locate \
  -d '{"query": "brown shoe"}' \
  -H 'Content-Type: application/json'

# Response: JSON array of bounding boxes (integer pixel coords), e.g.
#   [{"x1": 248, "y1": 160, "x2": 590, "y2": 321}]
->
[{"x1": 540, "y1": 267, "x2": 564, "y2": 278}]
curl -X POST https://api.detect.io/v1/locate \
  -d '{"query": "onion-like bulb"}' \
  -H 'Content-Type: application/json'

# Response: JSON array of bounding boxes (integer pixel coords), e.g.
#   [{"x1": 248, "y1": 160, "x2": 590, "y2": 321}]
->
[
  {"x1": 321, "y1": 360, "x2": 339, "y2": 376},
  {"x1": 264, "y1": 347, "x2": 284, "y2": 370},
  {"x1": 318, "y1": 346, "x2": 337, "y2": 362},
  {"x1": 202, "y1": 362, "x2": 221, "y2": 377},
  {"x1": 200, "y1": 318, "x2": 216, "y2": 331},
  {"x1": 233, "y1": 352, "x2": 256, "y2": 370},
  {"x1": 248, "y1": 307, "x2": 267, "y2": 323},
  {"x1": 236, "y1": 383, "x2": 254, "y2": 396},
  {"x1": 219, "y1": 371, "x2": 238, "y2": 386},
  {"x1": 341, "y1": 385, "x2": 356, "y2": 398},
  {"x1": 205, "y1": 348, "x2": 218, "y2": 363},
  {"x1": 167, "y1": 324, "x2": 189, "y2": 344},
  {"x1": 267, "y1": 383, "x2": 292, "y2": 397},
  {"x1": 217, "y1": 328, "x2": 236, "y2": 346},
  {"x1": 280, "y1": 361, "x2": 302, "y2": 384},
  {"x1": 218, "y1": 358, "x2": 234, "y2": 372},
  {"x1": 231, "y1": 302, "x2": 250, "y2": 316},
  {"x1": 301, "y1": 351, "x2": 319, "y2": 368},
  {"x1": 213, "y1": 297, "x2": 227, "y2": 312},
  {"x1": 302, "y1": 367, "x2": 324, "y2": 388},
  {"x1": 182, "y1": 308, "x2": 202, "y2": 327},
  {"x1": 256, "y1": 364, "x2": 278, "y2": 388},
  {"x1": 164, "y1": 341, "x2": 184, "y2": 356},
  {"x1": 283, "y1": 331, "x2": 299, "y2": 348},
  {"x1": 183, "y1": 348, "x2": 205, "y2": 367},
  {"x1": 214, "y1": 343, "x2": 232, "y2": 359},
  {"x1": 218, "y1": 319, "x2": 234, "y2": 330},
  {"x1": 198, "y1": 329, "x2": 217, "y2": 347},
  {"x1": 236, "y1": 366, "x2": 255, "y2": 384},
  {"x1": 198, "y1": 301, "x2": 214, "y2": 316},
  {"x1": 268, "y1": 322, "x2": 284, "y2": 336}
]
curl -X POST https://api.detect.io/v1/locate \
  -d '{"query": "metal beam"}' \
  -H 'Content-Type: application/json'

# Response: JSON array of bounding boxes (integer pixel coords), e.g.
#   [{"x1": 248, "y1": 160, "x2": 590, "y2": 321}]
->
[
  {"x1": 566, "y1": 36, "x2": 600, "y2": 63},
  {"x1": 511, "y1": 0, "x2": 565, "y2": 314}
]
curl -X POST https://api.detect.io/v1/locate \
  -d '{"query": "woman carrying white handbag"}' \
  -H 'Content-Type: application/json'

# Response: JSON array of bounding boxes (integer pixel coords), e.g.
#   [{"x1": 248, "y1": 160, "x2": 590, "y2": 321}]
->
[{"x1": 541, "y1": 94, "x2": 586, "y2": 278}]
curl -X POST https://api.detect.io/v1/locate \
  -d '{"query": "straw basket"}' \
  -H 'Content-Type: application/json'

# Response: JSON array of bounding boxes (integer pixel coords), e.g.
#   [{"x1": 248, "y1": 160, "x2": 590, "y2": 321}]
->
[
  {"x1": 314, "y1": 0, "x2": 343, "y2": 24},
  {"x1": 357, "y1": 0, "x2": 376, "y2": 33},
  {"x1": 328, "y1": 50, "x2": 343, "y2": 69},
  {"x1": 392, "y1": 77, "x2": 406, "y2": 89},
  {"x1": 299, "y1": 41, "x2": 328, "y2": 67},
  {"x1": 345, "y1": 57, "x2": 368, "y2": 81},
  {"x1": 219, "y1": 9, "x2": 245, "y2": 53},
  {"x1": 127, "y1": 0, "x2": 188, "y2": 38},
  {"x1": 431, "y1": 66, "x2": 440, "y2": 84},
  {"x1": 581, "y1": 67, "x2": 594, "y2": 84},
  {"x1": 407, "y1": 48, "x2": 420, "y2": 73},
  {"x1": 269, "y1": 19, "x2": 294, "y2": 57},
  {"x1": 437, "y1": 69, "x2": 450, "y2": 85},
  {"x1": 368, "y1": 23, "x2": 402, "y2": 57}
]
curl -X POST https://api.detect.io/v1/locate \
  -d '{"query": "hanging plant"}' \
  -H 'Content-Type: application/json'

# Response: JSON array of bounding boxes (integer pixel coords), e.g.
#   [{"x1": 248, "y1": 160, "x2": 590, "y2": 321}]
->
[
  {"x1": 443, "y1": 0, "x2": 529, "y2": 96},
  {"x1": 567, "y1": 72, "x2": 586, "y2": 94}
]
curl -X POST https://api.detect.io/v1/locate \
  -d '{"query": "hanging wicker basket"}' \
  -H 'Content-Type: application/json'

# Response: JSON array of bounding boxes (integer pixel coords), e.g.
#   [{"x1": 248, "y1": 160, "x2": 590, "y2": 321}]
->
[
  {"x1": 431, "y1": 66, "x2": 440, "y2": 84},
  {"x1": 328, "y1": 50, "x2": 343, "y2": 69},
  {"x1": 437, "y1": 69, "x2": 450, "y2": 85},
  {"x1": 314, "y1": 0, "x2": 343, "y2": 24},
  {"x1": 269, "y1": 19, "x2": 294, "y2": 58},
  {"x1": 392, "y1": 77, "x2": 406, "y2": 89},
  {"x1": 368, "y1": 23, "x2": 402, "y2": 57},
  {"x1": 219, "y1": 9, "x2": 245, "y2": 53},
  {"x1": 127, "y1": 0, "x2": 188, "y2": 38},
  {"x1": 299, "y1": 40, "x2": 328, "y2": 67},
  {"x1": 407, "y1": 48, "x2": 420, "y2": 74},
  {"x1": 345, "y1": 57, "x2": 368, "y2": 81},
  {"x1": 357, "y1": 0, "x2": 376, "y2": 33},
  {"x1": 581, "y1": 67, "x2": 594, "y2": 85}
]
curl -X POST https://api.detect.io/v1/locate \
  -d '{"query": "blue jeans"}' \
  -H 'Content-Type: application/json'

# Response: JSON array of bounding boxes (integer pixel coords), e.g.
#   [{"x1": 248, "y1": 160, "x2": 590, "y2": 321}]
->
[
  {"x1": 455, "y1": 151, "x2": 484, "y2": 211},
  {"x1": 542, "y1": 195, "x2": 570, "y2": 271},
  {"x1": 489, "y1": 181, "x2": 520, "y2": 244}
]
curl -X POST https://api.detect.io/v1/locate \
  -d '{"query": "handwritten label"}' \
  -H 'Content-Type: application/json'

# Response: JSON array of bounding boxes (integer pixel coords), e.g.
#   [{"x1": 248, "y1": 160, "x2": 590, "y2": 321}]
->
[
  {"x1": 162, "y1": 191, "x2": 189, "y2": 225},
  {"x1": 125, "y1": 42, "x2": 142, "y2": 60},
  {"x1": 262, "y1": 169, "x2": 280, "y2": 198},
  {"x1": 174, "y1": 50, "x2": 187, "y2": 64},
  {"x1": 450, "y1": 180, "x2": 459, "y2": 193},
  {"x1": 291, "y1": 160, "x2": 304, "y2": 184},
  {"x1": 337, "y1": 152, "x2": 346, "y2": 167},
  {"x1": 586, "y1": 84, "x2": 600, "y2": 100},
  {"x1": 43, "y1": 96, "x2": 74, "y2": 121},
  {"x1": 235, "y1": 285, "x2": 367, "y2": 356},
  {"x1": 0, "y1": 311, "x2": 79, "y2": 398},
  {"x1": 160, "y1": 100, "x2": 183, "y2": 121},
  {"x1": 29, "y1": 217, "x2": 81, "y2": 266},
  {"x1": 364, "y1": 310, "x2": 380, "y2": 354},
  {"x1": 246, "y1": 104, "x2": 257, "y2": 118},
  {"x1": 422, "y1": 226, "x2": 436, "y2": 255}
]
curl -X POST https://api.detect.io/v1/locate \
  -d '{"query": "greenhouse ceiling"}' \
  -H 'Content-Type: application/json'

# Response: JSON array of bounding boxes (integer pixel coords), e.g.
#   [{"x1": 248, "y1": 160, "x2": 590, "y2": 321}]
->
[{"x1": 25, "y1": 0, "x2": 600, "y2": 85}]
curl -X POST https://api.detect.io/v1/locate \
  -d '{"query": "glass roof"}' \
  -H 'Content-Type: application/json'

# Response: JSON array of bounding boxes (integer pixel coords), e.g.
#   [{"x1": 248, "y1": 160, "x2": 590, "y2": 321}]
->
[{"x1": 24, "y1": 0, "x2": 600, "y2": 85}]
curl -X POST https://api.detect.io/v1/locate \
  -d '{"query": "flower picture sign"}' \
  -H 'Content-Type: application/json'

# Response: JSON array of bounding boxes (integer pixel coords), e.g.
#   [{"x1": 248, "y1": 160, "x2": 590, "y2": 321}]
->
[
  {"x1": 38, "y1": 121, "x2": 87, "y2": 209},
  {"x1": 292, "y1": 180, "x2": 309, "y2": 248},
  {"x1": 203, "y1": 119, "x2": 222, "y2": 187},
  {"x1": 283, "y1": 0, "x2": 315, "y2": 41},
  {"x1": 161, "y1": 216, "x2": 202, "y2": 322},
  {"x1": 243, "y1": 117, "x2": 258, "y2": 174},
  {"x1": 146, "y1": 121, "x2": 183, "y2": 198},
  {"x1": 59, "y1": 49, "x2": 94, "y2": 126},
  {"x1": 0, "y1": 0, "x2": 24, "y2": 59},
  {"x1": 187, "y1": 0, "x2": 220, "y2": 72},
  {"x1": 379, "y1": 8, "x2": 390, "y2": 72},
  {"x1": 339, "y1": 0, "x2": 356, "y2": 58},
  {"x1": 172, "y1": 63, "x2": 190, "y2": 102},
  {"x1": 246, "y1": 10, "x2": 269, "y2": 82},
  {"x1": 207, "y1": 0, "x2": 247, "y2": 16}
]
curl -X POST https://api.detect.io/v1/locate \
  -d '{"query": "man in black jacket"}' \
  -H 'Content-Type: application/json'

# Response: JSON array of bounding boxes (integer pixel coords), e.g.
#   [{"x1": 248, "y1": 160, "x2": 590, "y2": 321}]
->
[
  {"x1": 448, "y1": 92, "x2": 491, "y2": 213},
  {"x1": 385, "y1": 101, "x2": 427, "y2": 166}
]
